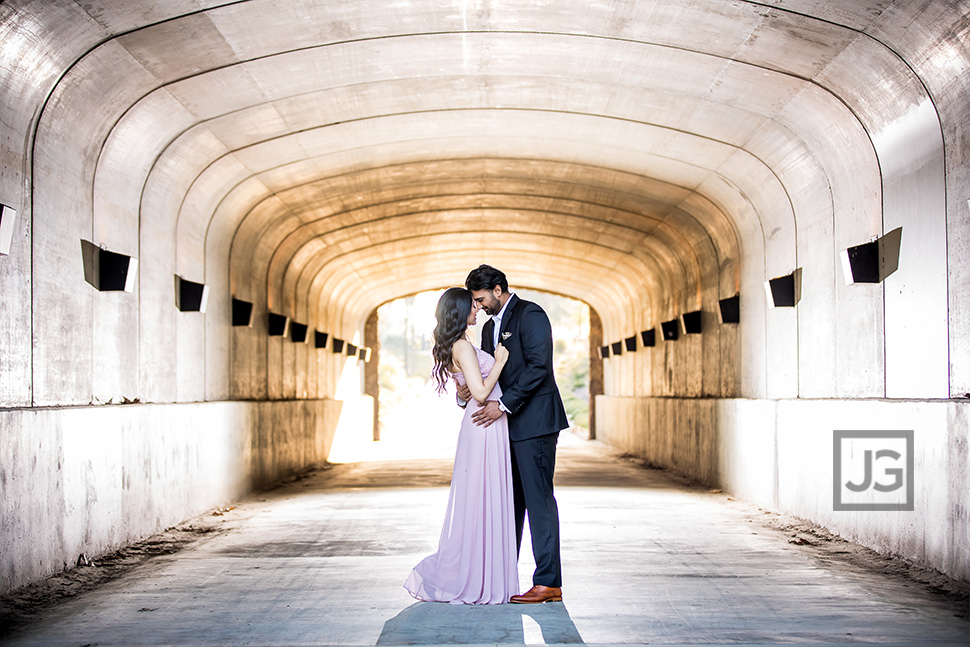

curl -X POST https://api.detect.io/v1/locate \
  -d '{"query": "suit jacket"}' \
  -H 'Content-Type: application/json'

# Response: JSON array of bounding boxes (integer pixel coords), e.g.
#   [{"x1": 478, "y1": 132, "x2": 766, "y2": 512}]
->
[{"x1": 482, "y1": 294, "x2": 570, "y2": 441}]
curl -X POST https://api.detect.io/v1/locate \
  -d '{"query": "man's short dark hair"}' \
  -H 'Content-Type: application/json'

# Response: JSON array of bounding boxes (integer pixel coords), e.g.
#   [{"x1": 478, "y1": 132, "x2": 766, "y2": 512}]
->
[{"x1": 465, "y1": 264, "x2": 508, "y2": 293}]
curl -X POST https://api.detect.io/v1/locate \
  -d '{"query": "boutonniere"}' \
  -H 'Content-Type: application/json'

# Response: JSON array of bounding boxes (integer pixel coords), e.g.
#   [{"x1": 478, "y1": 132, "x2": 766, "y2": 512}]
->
[{"x1": 502, "y1": 332, "x2": 512, "y2": 341}]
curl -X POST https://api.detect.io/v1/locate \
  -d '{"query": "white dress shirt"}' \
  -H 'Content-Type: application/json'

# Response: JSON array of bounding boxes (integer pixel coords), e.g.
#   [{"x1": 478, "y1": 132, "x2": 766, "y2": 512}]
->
[
  {"x1": 491, "y1": 294, "x2": 514, "y2": 413},
  {"x1": 491, "y1": 292, "x2": 514, "y2": 347}
]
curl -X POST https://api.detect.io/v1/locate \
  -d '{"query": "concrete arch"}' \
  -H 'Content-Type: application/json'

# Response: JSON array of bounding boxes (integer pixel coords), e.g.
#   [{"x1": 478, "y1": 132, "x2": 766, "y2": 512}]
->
[{"x1": 1, "y1": 0, "x2": 967, "y2": 592}]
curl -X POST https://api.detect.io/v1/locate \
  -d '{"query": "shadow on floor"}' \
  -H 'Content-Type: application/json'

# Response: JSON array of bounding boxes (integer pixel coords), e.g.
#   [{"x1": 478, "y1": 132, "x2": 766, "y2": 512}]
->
[{"x1": 377, "y1": 600, "x2": 584, "y2": 644}]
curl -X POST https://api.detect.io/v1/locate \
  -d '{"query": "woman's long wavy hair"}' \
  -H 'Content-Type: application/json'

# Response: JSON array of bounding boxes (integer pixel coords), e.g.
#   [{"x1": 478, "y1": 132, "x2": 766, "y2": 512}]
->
[{"x1": 431, "y1": 287, "x2": 473, "y2": 393}]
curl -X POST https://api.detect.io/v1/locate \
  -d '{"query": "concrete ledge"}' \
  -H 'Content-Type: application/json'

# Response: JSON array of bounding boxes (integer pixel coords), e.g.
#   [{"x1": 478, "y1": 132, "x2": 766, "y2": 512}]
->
[
  {"x1": 595, "y1": 395, "x2": 969, "y2": 582},
  {"x1": 0, "y1": 398, "x2": 343, "y2": 594}
]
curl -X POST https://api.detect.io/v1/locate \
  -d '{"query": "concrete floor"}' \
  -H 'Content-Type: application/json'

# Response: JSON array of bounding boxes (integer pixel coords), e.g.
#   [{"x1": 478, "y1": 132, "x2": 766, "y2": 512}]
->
[{"x1": 1, "y1": 435, "x2": 966, "y2": 647}]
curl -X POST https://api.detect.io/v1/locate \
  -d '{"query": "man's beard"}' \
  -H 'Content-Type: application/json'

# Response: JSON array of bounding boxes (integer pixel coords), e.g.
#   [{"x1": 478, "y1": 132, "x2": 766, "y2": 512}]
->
[{"x1": 484, "y1": 295, "x2": 501, "y2": 315}]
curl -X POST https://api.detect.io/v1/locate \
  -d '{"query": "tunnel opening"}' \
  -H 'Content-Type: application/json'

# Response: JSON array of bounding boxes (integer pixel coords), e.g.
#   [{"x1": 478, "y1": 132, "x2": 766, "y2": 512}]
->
[{"x1": 326, "y1": 288, "x2": 593, "y2": 463}]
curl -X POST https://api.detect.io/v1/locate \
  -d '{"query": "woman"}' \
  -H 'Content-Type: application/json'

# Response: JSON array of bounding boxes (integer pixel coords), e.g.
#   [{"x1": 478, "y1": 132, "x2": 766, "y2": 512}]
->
[{"x1": 404, "y1": 287, "x2": 519, "y2": 605}]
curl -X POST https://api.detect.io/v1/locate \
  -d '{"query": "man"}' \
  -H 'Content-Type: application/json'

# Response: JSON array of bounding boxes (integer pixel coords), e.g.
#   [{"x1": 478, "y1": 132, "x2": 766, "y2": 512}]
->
[{"x1": 456, "y1": 264, "x2": 569, "y2": 604}]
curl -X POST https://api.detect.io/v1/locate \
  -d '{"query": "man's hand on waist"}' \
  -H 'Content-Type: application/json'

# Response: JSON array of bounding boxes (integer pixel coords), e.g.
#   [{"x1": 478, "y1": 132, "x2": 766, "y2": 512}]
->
[{"x1": 471, "y1": 400, "x2": 504, "y2": 427}]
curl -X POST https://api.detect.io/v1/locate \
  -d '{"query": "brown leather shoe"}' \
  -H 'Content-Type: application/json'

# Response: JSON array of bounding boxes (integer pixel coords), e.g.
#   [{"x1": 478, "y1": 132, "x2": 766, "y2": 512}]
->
[{"x1": 510, "y1": 585, "x2": 563, "y2": 604}]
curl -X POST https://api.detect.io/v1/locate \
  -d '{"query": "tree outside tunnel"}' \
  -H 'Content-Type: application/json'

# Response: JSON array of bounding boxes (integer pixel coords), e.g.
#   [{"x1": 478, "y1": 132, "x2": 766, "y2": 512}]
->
[{"x1": 327, "y1": 289, "x2": 591, "y2": 463}]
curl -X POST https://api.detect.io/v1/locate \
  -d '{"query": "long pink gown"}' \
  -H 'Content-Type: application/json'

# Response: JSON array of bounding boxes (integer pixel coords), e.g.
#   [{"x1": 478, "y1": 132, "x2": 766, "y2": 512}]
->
[{"x1": 404, "y1": 346, "x2": 518, "y2": 604}]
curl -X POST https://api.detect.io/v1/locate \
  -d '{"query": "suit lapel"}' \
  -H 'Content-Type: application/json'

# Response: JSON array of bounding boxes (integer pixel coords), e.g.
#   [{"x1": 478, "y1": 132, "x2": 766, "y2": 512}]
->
[
  {"x1": 498, "y1": 294, "x2": 520, "y2": 344},
  {"x1": 482, "y1": 318, "x2": 495, "y2": 353}
]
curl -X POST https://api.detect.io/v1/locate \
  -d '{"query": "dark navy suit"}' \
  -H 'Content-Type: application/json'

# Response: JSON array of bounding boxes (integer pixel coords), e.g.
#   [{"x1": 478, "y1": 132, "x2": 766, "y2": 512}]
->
[{"x1": 482, "y1": 294, "x2": 568, "y2": 588}]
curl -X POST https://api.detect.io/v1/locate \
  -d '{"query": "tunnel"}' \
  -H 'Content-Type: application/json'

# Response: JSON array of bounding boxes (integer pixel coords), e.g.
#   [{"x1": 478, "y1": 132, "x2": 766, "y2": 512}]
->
[{"x1": 0, "y1": 0, "x2": 967, "y2": 619}]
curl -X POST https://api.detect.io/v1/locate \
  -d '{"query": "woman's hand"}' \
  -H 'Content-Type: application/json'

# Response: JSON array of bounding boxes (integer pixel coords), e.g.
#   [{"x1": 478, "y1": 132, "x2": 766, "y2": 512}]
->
[{"x1": 494, "y1": 342, "x2": 509, "y2": 365}]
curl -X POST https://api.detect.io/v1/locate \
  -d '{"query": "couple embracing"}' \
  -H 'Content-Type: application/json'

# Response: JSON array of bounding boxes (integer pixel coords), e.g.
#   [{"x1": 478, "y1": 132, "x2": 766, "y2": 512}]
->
[{"x1": 404, "y1": 264, "x2": 569, "y2": 605}]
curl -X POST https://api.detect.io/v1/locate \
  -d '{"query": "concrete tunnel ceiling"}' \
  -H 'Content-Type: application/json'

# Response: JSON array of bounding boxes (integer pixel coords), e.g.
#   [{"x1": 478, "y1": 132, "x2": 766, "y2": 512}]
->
[
  {"x1": 6, "y1": 0, "x2": 970, "y2": 596},
  {"x1": 8, "y1": 0, "x2": 965, "y2": 396}
]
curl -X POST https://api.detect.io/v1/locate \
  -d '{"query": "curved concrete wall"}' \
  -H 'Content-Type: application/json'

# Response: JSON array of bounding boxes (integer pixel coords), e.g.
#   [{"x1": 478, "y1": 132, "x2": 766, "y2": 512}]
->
[
  {"x1": 0, "y1": 0, "x2": 967, "y2": 589},
  {"x1": 0, "y1": 398, "x2": 341, "y2": 593},
  {"x1": 597, "y1": 397, "x2": 969, "y2": 582}
]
